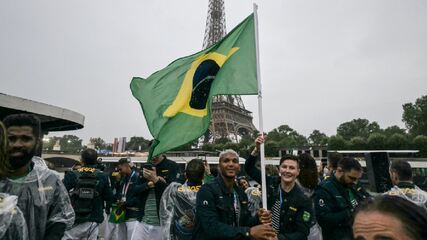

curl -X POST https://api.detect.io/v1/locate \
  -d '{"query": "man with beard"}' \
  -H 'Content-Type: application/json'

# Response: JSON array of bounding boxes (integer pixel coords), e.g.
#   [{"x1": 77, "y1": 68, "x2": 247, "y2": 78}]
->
[
  {"x1": 192, "y1": 149, "x2": 276, "y2": 240},
  {"x1": 314, "y1": 157, "x2": 370, "y2": 240},
  {"x1": 0, "y1": 114, "x2": 75, "y2": 240}
]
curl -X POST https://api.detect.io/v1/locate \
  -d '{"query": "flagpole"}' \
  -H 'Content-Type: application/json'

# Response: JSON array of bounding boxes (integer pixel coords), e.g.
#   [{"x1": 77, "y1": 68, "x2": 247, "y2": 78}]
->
[{"x1": 253, "y1": 3, "x2": 267, "y2": 210}]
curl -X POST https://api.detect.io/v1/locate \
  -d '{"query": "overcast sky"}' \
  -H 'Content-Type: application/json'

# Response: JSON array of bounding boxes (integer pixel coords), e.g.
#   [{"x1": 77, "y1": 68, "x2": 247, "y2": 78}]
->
[{"x1": 1, "y1": 0, "x2": 426, "y2": 144}]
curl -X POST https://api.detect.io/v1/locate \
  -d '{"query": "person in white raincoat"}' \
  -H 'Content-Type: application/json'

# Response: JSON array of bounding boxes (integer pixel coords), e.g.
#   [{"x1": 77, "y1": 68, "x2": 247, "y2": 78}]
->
[
  {"x1": 386, "y1": 159, "x2": 427, "y2": 209},
  {"x1": 158, "y1": 159, "x2": 205, "y2": 240},
  {"x1": 0, "y1": 121, "x2": 27, "y2": 240},
  {"x1": 0, "y1": 193, "x2": 28, "y2": 240},
  {"x1": 0, "y1": 114, "x2": 75, "y2": 240}
]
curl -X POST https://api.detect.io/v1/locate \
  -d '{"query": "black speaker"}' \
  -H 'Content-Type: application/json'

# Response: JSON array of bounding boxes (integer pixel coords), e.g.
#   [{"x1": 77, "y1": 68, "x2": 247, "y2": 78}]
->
[{"x1": 364, "y1": 152, "x2": 393, "y2": 193}]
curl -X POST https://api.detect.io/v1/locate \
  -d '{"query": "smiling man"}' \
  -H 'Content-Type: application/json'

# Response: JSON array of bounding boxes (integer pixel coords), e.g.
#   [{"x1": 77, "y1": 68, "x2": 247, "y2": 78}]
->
[
  {"x1": 314, "y1": 157, "x2": 370, "y2": 240},
  {"x1": 245, "y1": 136, "x2": 314, "y2": 240},
  {"x1": 193, "y1": 149, "x2": 276, "y2": 240},
  {"x1": 0, "y1": 114, "x2": 75, "y2": 240}
]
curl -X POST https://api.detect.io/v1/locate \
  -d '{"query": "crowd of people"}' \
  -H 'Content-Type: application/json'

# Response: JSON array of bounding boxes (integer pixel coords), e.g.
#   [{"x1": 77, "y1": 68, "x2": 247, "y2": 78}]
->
[{"x1": 0, "y1": 113, "x2": 426, "y2": 240}]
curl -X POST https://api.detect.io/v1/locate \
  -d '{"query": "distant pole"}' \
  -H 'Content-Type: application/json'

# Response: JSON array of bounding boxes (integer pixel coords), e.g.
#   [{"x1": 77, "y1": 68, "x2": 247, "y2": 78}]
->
[{"x1": 253, "y1": 3, "x2": 267, "y2": 210}]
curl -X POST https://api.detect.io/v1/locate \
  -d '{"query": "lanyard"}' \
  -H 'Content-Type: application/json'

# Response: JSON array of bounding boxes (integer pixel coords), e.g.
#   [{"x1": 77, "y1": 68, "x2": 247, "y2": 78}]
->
[
  {"x1": 232, "y1": 190, "x2": 239, "y2": 226},
  {"x1": 122, "y1": 171, "x2": 136, "y2": 197},
  {"x1": 233, "y1": 191, "x2": 238, "y2": 211}
]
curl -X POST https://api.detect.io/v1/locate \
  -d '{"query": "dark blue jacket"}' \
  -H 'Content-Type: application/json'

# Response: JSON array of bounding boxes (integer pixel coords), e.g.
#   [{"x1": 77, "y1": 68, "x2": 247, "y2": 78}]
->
[
  {"x1": 116, "y1": 170, "x2": 146, "y2": 221},
  {"x1": 245, "y1": 154, "x2": 313, "y2": 240},
  {"x1": 192, "y1": 176, "x2": 258, "y2": 240},
  {"x1": 63, "y1": 165, "x2": 113, "y2": 224}
]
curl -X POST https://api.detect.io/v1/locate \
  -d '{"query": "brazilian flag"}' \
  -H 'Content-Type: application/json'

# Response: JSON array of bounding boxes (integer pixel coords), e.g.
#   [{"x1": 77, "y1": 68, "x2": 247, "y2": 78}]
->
[{"x1": 131, "y1": 14, "x2": 257, "y2": 159}]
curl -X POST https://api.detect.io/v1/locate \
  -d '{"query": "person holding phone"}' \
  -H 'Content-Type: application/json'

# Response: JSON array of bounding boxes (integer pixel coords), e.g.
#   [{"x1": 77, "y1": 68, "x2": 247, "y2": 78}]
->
[{"x1": 132, "y1": 152, "x2": 182, "y2": 239}]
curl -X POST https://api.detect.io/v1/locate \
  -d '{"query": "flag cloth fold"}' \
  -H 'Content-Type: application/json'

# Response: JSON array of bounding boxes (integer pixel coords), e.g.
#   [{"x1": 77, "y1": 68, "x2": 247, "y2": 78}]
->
[{"x1": 130, "y1": 14, "x2": 257, "y2": 159}]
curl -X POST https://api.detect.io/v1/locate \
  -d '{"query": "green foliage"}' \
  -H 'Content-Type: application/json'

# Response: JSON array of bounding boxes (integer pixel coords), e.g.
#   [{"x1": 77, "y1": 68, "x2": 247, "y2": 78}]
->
[
  {"x1": 337, "y1": 118, "x2": 381, "y2": 140},
  {"x1": 328, "y1": 135, "x2": 347, "y2": 150},
  {"x1": 201, "y1": 143, "x2": 215, "y2": 152},
  {"x1": 367, "y1": 133, "x2": 387, "y2": 150},
  {"x1": 42, "y1": 136, "x2": 61, "y2": 151},
  {"x1": 386, "y1": 133, "x2": 408, "y2": 150},
  {"x1": 89, "y1": 137, "x2": 107, "y2": 150},
  {"x1": 126, "y1": 136, "x2": 150, "y2": 151},
  {"x1": 349, "y1": 137, "x2": 366, "y2": 150},
  {"x1": 267, "y1": 124, "x2": 307, "y2": 150},
  {"x1": 402, "y1": 95, "x2": 427, "y2": 136},
  {"x1": 383, "y1": 125, "x2": 406, "y2": 137},
  {"x1": 215, "y1": 138, "x2": 231, "y2": 145},
  {"x1": 413, "y1": 135, "x2": 427, "y2": 157},
  {"x1": 59, "y1": 135, "x2": 83, "y2": 153},
  {"x1": 308, "y1": 130, "x2": 328, "y2": 146},
  {"x1": 264, "y1": 141, "x2": 279, "y2": 157}
]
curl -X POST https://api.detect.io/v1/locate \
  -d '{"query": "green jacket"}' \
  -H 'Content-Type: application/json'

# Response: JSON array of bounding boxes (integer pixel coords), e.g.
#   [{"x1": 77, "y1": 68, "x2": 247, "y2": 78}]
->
[
  {"x1": 63, "y1": 165, "x2": 113, "y2": 224},
  {"x1": 314, "y1": 175, "x2": 370, "y2": 240}
]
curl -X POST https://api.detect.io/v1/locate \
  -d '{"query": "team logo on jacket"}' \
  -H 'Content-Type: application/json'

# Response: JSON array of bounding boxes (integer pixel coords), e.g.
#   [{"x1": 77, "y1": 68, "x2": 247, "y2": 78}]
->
[
  {"x1": 302, "y1": 211, "x2": 311, "y2": 222},
  {"x1": 318, "y1": 199, "x2": 325, "y2": 207}
]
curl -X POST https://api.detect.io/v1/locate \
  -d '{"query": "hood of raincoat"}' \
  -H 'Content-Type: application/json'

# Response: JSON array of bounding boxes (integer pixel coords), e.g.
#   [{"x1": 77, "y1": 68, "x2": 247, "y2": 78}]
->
[
  {"x1": 0, "y1": 193, "x2": 28, "y2": 239},
  {"x1": 0, "y1": 156, "x2": 75, "y2": 240}
]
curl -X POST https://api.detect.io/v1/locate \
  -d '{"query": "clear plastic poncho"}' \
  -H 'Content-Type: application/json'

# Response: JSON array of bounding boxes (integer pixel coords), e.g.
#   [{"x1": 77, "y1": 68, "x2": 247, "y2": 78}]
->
[
  {"x1": 385, "y1": 185, "x2": 427, "y2": 209},
  {"x1": 0, "y1": 193, "x2": 28, "y2": 240},
  {"x1": 245, "y1": 187, "x2": 262, "y2": 217},
  {"x1": 159, "y1": 182, "x2": 200, "y2": 240},
  {"x1": 0, "y1": 157, "x2": 75, "y2": 240}
]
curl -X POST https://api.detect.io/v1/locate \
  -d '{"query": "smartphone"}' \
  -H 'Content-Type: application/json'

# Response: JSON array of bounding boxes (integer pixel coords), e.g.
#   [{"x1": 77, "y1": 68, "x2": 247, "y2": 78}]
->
[{"x1": 143, "y1": 163, "x2": 153, "y2": 170}]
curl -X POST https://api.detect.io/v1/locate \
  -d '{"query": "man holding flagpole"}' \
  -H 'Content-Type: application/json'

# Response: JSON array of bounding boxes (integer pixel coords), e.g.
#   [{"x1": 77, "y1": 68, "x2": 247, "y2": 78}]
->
[{"x1": 192, "y1": 149, "x2": 276, "y2": 240}]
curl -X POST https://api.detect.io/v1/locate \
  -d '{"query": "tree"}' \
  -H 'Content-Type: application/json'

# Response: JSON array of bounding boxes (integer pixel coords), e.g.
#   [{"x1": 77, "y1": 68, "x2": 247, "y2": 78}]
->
[
  {"x1": 349, "y1": 137, "x2": 366, "y2": 150},
  {"x1": 367, "y1": 133, "x2": 386, "y2": 150},
  {"x1": 126, "y1": 136, "x2": 150, "y2": 151},
  {"x1": 413, "y1": 135, "x2": 427, "y2": 157},
  {"x1": 267, "y1": 124, "x2": 308, "y2": 149},
  {"x1": 383, "y1": 125, "x2": 407, "y2": 137},
  {"x1": 337, "y1": 118, "x2": 381, "y2": 140},
  {"x1": 42, "y1": 136, "x2": 61, "y2": 151},
  {"x1": 215, "y1": 138, "x2": 231, "y2": 145},
  {"x1": 386, "y1": 133, "x2": 408, "y2": 150},
  {"x1": 328, "y1": 135, "x2": 347, "y2": 150},
  {"x1": 60, "y1": 135, "x2": 83, "y2": 153},
  {"x1": 308, "y1": 130, "x2": 328, "y2": 146},
  {"x1": 402, "y1": 95, "x2": 427, "y2": 136},
  {"x1": 265, "y1": 141, "x2": 279, "y2": 157},
  {"x1": 89, "y1": 137, "x2": 107, "y2": 150}
]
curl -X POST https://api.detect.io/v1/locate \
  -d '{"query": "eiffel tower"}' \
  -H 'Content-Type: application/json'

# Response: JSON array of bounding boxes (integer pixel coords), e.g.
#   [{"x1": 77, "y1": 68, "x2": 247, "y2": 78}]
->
[{"x1": 203, "y1": 0, "x2": 256, "y2": 143}]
